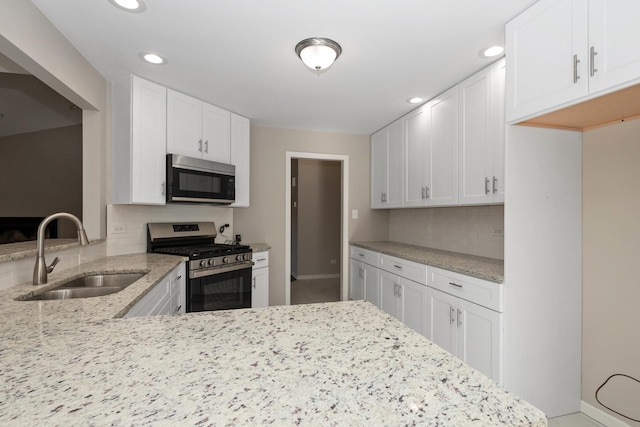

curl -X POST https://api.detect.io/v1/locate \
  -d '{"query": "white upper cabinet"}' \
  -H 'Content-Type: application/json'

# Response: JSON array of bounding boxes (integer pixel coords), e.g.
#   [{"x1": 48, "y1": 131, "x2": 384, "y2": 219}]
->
[
  {"x1": 112, "y1": 75, "x2": 167, "y2": 205},
  {"x1": 371, "y1": 119, "x2": 404, "y2": 209},
  {"x1": 229, "y1": 113, "x2": 250, "y2": 207},
  {"x1": 167, "y1": 89, "x2": 231, "y2": 163},
  {"x1": 506, "y1": 0, "x2": 640, "y2": 123},
  {"x1": 404, "y1": 104, "x2": 431, "y2": 207},
  {"x1": 458, "y1": 59, "x2": 505, "y2": 205}
]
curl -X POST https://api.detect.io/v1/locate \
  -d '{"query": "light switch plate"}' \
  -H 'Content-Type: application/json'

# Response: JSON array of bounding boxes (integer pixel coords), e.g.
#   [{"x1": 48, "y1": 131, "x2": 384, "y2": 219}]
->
[{"x1": 352, "y1": 209, "x2": 358, "y2": 219}]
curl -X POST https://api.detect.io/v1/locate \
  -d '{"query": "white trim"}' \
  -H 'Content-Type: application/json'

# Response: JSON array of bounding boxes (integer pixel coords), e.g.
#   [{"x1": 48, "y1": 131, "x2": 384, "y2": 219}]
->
[
  {"x1": 285, "y1": 151, "x2": 349, "y2": 306},
  {"x1": 581, "y1": 400, "x2": 631, "y2": 427},
  {"x1": 295, "y1": 274, "x2": 341, "y2": 280}
]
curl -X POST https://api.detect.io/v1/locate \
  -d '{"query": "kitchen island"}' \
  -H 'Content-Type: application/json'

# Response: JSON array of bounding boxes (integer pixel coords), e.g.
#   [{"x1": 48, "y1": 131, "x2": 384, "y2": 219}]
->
[{"x1": 0, "y1": 255, "x2": 545, "y2": 426}]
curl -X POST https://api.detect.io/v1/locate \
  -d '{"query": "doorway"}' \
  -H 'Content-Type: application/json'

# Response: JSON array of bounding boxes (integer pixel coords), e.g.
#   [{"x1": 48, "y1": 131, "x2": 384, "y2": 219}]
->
[{"x1": 284, "y1": 152, "x2": 349, "y2": 305}]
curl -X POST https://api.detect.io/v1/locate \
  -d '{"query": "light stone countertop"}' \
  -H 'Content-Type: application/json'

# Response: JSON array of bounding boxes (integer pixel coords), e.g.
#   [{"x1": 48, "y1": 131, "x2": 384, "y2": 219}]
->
[
  {"x1": 0, "y1": 238, "x2": 106, "y2": 263},
  {"x1": 352, "y1": 241, "x2": 504, "y2": 283},
  {"x1": 0, "y1": 254, "x2": 545, "y2": 425},
  {"x1": 248, "y1": 242, "x2": 271, "y2": 252}
]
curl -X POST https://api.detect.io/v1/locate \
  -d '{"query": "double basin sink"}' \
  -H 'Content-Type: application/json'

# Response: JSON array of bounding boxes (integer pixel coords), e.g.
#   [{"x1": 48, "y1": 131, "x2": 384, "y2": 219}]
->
[{"x1": 22, "y1": 272, "x2": 146, "y2": 301}]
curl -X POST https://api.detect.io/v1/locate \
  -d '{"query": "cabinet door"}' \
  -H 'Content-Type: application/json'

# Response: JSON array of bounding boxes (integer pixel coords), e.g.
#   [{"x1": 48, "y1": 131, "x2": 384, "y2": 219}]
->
[
  {"x1": 427, "y1": 287, "x2": 458, "y2": 355},
  {"x1": 386, "y1": 119, "x2": 404, "y2": 208},
  {"x1": 202, "y1": 103, "x2": 231, "y2": 163},
  {"x1": 131, "y1": 76, "x2": 167, "y2": 204},
  {"x1": 457, "y1": 299, "x2": 503, "y2": 383},
  {"x1": 379, "y1": 271, "x2": 401, "y2": 321},
  {"x1": 230, "y1": 114, "x2": 250, "y2": 207},
  {"x1": 404, "y1": 105, "x2": 430, "y2": 207},
  {"x1": 399, "y1": 278, "x2": 428, "y2": 337},
  {"x1": 170, "y1": 263, "x2": 186, "y2": 315},
  {"x1": 506, "y1": 0, "x2": 588, "y2": 123},
  {"x1": 251, "y1": 267, "x2": 269, "y2": 308},
  {"x1": 428, "y1": 86, "x2": 458, "y2": 206},
  {"x1": 363, "y1": 262, "x2": 380, "y2": 308},
  {"x1": 491, "y1": 58, "x2": 506, "y2": 203},
  {"x1": 588, "y1": 0, "x2": 640, "y2": 94},
  {"x1": 167, "y1": 90, "x2": 203, "y2": 157},
  {"x1": 370, "y1": 129, "x2": 387, "y2": 209},
  {"x1": 349, "y1": 258, "x2": 365, "y2": 301},
  {"x1": 458, "y1": 65, "x2": 493, "y2": 205}
]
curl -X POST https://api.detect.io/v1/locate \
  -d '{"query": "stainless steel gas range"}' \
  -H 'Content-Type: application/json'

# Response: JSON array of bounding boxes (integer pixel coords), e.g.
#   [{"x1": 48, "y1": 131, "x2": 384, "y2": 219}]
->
[{"x1": 147, "y1": 222, "x2": 252, "y2": 312}]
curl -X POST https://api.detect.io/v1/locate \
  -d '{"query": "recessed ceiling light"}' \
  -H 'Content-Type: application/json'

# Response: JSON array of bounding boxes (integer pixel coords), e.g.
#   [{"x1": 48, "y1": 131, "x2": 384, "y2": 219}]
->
[
  {"x1": 408, "y1": 97, "x2": 424, "y2": 104},
  {"x1": 140, "y1": 52, "x2": 167, "y2": 65},
  {"x1": 481, "y1": 45, "x2": 504, "y2": 58},
  {"x1": 108, "y1": 0, "x2": 146, "y2": 12}
]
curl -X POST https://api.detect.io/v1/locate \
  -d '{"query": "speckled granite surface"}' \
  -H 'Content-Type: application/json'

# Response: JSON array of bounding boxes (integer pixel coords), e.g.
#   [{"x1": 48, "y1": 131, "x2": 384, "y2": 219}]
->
[
  {"x1": 249, "y1": 242, "x2": 271, "y2": 252},
  {"x1": 0, "y1": 255, "x2": 545, "y2": 425},
  {"x1": 352, "y1": 241, "x2": 504, "y2": 283},
  {"x1": 0, "y1": 239, "x2": 105, "y2": 263}
]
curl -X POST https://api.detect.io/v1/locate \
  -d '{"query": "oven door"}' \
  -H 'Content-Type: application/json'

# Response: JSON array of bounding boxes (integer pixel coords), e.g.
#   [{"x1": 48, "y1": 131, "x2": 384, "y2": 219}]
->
[{"x1": 187, "y1": 265, "x2": 252, "y2": 312}]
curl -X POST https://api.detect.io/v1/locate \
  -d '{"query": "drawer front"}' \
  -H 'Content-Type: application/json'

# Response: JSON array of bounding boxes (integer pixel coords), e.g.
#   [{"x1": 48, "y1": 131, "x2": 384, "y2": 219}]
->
[
  {"x1": 253, "y1": 251, "x2": 269, "y2": 269},
  {"x1": 379, "y1": 253, "x2": 427, "y2": 284},
  {"x1": 350, "y1": 246, "x2": 378, "y2": 267},
  {"x1": 428, "y1": 266, "x2": 503, "y2": 312}
]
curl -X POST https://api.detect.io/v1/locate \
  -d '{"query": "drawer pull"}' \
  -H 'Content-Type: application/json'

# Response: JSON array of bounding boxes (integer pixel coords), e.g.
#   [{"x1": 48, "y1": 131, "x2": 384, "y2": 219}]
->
[
  {"x1": 448, "y1": 281, "x2": 463, "y2": 288},
  {"x1": 450, "y1": 307, "x2": 456, "y2": 324},
  {"x1": 457, "y1": 308, "x2": 462, "y2": 327},
  {"x1": 257, "y1": 258, "x2": 267, "y2": 262},
  {"x1": 393, "y1": 264, "x2": 403, "y2": 269},
  {"x1": 358, "y1": 253, "x2": 365, "y2": 257},
  {"x1": 176, "y1": 275, "x2": 182, "y2": 280},
  {"x1": 175, "y1": 305, "x2": 182, "y2": 313}
]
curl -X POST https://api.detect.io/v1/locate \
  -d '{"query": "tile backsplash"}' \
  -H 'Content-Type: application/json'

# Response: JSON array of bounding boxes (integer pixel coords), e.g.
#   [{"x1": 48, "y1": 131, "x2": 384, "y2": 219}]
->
[
  {"x1": 107, "y1": 204, "x2": 233, "y2": 256},
  {"x1": 389, "y1": 205, "x2": 504, "y2": 260}
]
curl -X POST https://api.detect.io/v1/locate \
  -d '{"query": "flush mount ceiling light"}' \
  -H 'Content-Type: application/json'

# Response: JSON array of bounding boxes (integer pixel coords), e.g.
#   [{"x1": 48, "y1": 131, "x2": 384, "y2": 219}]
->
[
  {"x1": 408, "y1": 97, "x2": 424, "y2": 104},
  {"x1": 108, "y1": 0, "x2": 147, "y2": 12},
  {"x1": 140, "y1": 52, "x2": 167, "y2": 65},
  {"x1": 295, "y1": 38, "x2": 342, "y2": 72},
  {"x1": 481, "y1": 45, "x2": 504, "y2": 58}
]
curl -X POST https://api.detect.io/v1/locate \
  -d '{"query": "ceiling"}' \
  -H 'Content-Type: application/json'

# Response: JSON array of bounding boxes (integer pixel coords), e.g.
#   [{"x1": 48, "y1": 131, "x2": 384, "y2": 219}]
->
[{"x1": 27, "y1": 0, "x2": 538, "y2": 135}]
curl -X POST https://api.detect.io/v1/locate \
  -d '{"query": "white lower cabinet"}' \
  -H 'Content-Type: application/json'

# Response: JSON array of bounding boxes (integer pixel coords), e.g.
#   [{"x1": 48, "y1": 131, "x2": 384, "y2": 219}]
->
[
  {"x1": 251, "y1": 251, "x2": 269, "y2": 308},
  {"x1": 349, "y1": 248, "x2": 381, "y2": 307},
  {"x1": 427, "y1": 287, "x2": 502, "y2": 383},
  {"x1": 125, "y1": 263, "x2": 185, "y2": 318},
  {"x1": 379, "y1": 270, "x2": 428, "y2": 336}
]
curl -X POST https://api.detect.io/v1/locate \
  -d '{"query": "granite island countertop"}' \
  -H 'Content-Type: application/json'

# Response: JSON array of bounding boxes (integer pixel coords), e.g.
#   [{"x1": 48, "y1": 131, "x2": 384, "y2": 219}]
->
[
  {"x1": 352, "y1": 241, "x2": 504, "y2": 283},
  {"x1": 0, "y1": 257, "x2": 544, "y2": 425}
]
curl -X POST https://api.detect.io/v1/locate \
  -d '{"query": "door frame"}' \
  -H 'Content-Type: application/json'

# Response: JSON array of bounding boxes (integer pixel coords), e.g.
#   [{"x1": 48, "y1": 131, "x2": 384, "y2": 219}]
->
[{"x1": 284, "y1": 151, "x2": 349, "y2": 305}]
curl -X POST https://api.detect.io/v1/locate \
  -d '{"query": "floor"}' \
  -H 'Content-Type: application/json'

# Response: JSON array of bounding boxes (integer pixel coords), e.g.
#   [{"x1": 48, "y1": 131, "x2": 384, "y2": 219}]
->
[
  {"x1": 290, "y1": 277, "x2": 340, "y2": 305},
  {"x1": 548, "y1": 413, "x2": 606, "y2": 427}
]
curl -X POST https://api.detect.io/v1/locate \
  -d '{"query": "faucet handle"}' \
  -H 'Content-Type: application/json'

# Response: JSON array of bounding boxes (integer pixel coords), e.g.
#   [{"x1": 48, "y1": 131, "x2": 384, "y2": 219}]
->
[{"x1": 47, "y1": 257, "x2": 60, "y2": 273}]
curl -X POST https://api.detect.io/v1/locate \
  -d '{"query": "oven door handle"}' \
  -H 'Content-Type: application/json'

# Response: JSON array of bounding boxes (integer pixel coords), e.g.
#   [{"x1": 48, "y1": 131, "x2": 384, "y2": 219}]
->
[{"x1": 189, "y1": 261, "x2": 254, "y2": 279}]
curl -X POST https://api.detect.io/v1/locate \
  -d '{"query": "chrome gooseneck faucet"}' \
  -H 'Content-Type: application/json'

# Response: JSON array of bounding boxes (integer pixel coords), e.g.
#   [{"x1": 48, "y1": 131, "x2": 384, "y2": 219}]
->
[{"x1": 33, "y1": 212, "x2": 89, "y2": 285}]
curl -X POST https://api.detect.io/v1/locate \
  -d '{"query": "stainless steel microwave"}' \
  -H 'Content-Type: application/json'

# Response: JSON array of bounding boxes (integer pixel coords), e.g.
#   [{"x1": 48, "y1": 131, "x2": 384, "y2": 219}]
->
[{"x1": 166, "y1": 154, "x2": 235, "y2": 205}]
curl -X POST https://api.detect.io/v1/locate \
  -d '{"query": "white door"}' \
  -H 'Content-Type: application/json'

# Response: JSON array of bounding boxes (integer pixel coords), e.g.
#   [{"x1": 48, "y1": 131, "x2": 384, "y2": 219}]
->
[
  {"x1": 363, "y1": 262, "x2": 380, "y2": 308},
  {"x1": 404, "y1": 105, "x2": 430, "y2": 207},
  {"x1": 370, "y1": 129, "x2": 387, "y2": 208},
  {"x1": 588, "y1": 0, "x2": 640, "y2": 94},
  {"x1": 399, "y1": 278, "x2": 428, "y2": 337},
  {"x1": 491, "y1": 58, "x2": 506, "y2": 203},
  {"x1": 457, "y1": 299, "x2": 503, "y2": 383},
  {"x1": 428, "y1": 287, "x2": 458, "y2": 355},
  {"x1": 230, "y1": 113, "x2": 250, "y2": 207},
  {"x1": 252, "y1": 267, "x2": 269, "y2": 308},
  {"x1": 506, "y1": 0, "x2": 589, "y2": 122},
  {"x1": 386, "y1": 119, "x2": 404, "y2": 208},
  {"x1": 131, "y1": 76, "x2": 167, "y2": 204},
  {"x1": 167, "y1": 90, "x2": 203, "y2": 157},
  {"x1": 428, "y1": 86, "x2": 458, "y2": 206},
  {"x1": 379, "y1": 271, "x2": 401, "y2": 321},
  {"x1": 202, "y1": 103, "x2": 231, "y2": 163},
  {"x1": 458, "y1": 65, "x2": 493, "y2": 205},
  {"x1": 349, "y1": 258, "x2": 365, "y2": 300}
]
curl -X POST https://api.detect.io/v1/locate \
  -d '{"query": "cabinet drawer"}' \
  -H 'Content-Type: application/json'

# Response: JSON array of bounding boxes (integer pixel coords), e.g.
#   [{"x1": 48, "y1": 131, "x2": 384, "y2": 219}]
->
[
  {"x1": 350, "y1": 246, "x2": 378, "y2": 267},
  {"x1": 379, "y1": 253, "x2": 427, "y2": 284},
  {"x1": 428, "y1": 266, "x2": 503, "y2": 312},
  {"x1": 253, "y1": 251, "x2": 269, "y2": 269}
]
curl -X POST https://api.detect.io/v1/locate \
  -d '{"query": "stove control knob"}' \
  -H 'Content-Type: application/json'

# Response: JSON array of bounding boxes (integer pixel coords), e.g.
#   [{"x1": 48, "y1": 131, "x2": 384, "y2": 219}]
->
[
  {"x1": 199, "y1": 260, "x2": 207, "y2": 267},
  {"x1": 236, "y1": 254, "x2": 243, "y2": 261},
  {"x1": 222, "y1": 256, "x2": 229, "y2": 264},
  {"x1": 208, "y1": 259, "x2": 215, "y2": 266}
]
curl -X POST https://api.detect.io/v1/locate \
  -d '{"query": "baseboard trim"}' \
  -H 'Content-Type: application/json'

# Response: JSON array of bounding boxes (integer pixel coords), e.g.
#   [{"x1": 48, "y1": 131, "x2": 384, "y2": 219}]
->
[
  {"x1": 581, "y1": 400, "x2": 631, "y2": 427},
  {"x1": 295, "y1": 274, "x2": 340, "y2": 280}
]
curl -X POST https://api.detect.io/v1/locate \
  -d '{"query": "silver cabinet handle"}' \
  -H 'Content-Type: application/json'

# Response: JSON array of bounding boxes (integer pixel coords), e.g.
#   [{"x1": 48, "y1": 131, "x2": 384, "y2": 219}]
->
[
  {"x1": 450, "y1": 306, "x2": 456, "y2": 324},
  {"x1": 358, "y1": 253, "x2": 365, "y2": 257},
  {"x1": 573, "y1": 54, "x2": 581, "y2": 83},
  {"x1": 393, "y1": 264, "x2": 403, "y2": 270},
  {"x1": 161, "y1": 182, "x2": 165, "y2": 196},
  {"x1": 449, "y1": 281, "x2": 463, "y2": 288},
  {"x1": 457, "y1": 309, "x2": 462, "y2": 327},
  {"x1": 421, "y1": 186, "x2": 426, "y2": 200},
  {"x1": 492, "y1": 176, "x2": 498, "y2": 194},
  {"x1": 257, "y1": 258, "x2": 267, "y2": 262},
  {"x1": 176, "y1": 275, "x2": 182, "y2": 280},
  {"x1": 253, "y1": 276, "x2": 256, "y2": 289},
  {"x1": 425, "y1": 186, "x2": 430, "y2": 199},
  {"x1": 393, "y1": 283, "x2": 397, "y2": 296},
  {"x1": 397, "y1": 285, "x2": 402, "y2": 297},
  {"x1": 198, "y1": 139, "x2": 203, "y2": 152},
  {"x1": 590, "y1": 46, "x2": 598, "y2": 77},
  {"x1": 485, "y1": 177, "x2": 490, "y2": 194},
  {"x1": 174, "y1": 305, "x2": 182, "y2": 313},
  {"x1": 204, "y1": 140, "x2": 209, "y2": 153}
]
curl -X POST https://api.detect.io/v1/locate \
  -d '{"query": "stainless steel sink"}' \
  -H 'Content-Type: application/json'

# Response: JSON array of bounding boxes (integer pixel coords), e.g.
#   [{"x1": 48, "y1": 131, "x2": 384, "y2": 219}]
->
[{"x1": 23, "y1": 272, "x2": 146, "y2": 301}]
